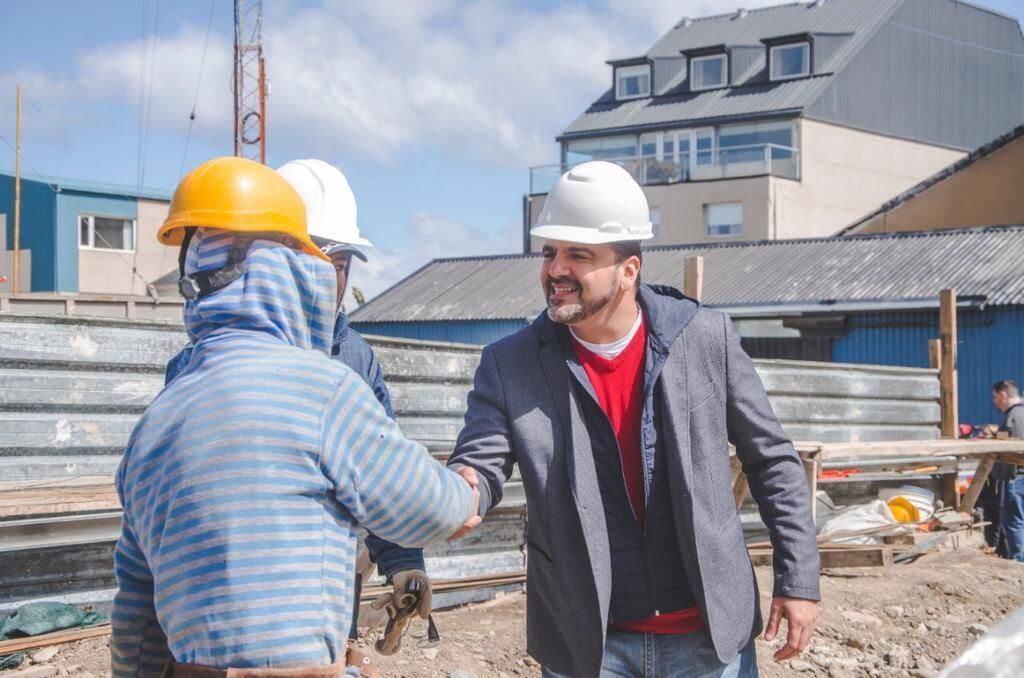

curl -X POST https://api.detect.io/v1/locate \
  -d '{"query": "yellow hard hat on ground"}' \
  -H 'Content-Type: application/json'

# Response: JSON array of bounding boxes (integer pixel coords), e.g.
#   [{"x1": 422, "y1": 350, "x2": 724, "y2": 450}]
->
[{"x1": 159, "y1": 156, "x2": 328, "y2": 262}]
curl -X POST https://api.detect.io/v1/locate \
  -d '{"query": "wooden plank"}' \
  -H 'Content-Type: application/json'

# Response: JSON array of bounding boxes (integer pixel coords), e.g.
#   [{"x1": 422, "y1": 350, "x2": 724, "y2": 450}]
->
[
  {"x1": 0, "y1": 484, "x2": 120, "y2": 519},
  {"x1": 0, "y1": 623, "x2": 111, "y2": 654},
  {"x1": 882, "y1": 534, "x2": 917, "y2": 545},
  {"x1": 941, "y1": 471, "x2": 960, "y2": 511},
  {"x1": 939, "y1": 289, "x2": 958, "y2": 438},
  {"x1": 960, "y1": 455, "x2": 997, "y2": 514},
  {"x1": 803, "y1": 457, "x2": 819, "y2": 523},
  {"x1": 683, "y1": 256, "x2": 704, "y2": 301},
  {"x1": 816, "y1": 438, "x2": 1024, "y2": 460},
  {"x1": 748, "y1": 547, "x2": 894, "y2": 569},
  {"x1": 733, "y1": 472, "x2": 750, "y2": 509}
]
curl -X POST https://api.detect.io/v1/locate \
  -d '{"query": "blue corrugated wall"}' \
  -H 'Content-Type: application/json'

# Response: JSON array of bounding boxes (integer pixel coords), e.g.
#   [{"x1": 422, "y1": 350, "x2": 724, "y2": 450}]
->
[
  {"x1": 351, "y1": 319, "x2": 529, "y2": 346},
  {"x1": 833, "y1": 307, "x2": 1024, "y2": 427},
  {"x1": 0, "y1": 175, "x2": 57, "y2": 291}
]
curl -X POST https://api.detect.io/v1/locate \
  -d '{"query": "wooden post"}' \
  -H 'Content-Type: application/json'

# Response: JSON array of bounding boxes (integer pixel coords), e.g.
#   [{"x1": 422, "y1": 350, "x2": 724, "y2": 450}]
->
[
  {"x1": 928, "y1": 339, "x2": 942, "y2": 371},
  {"x1": 938, "y1": 291, "x2": 960, "y2": 509},
  {"x1": 13, "y1": 84, "x2": 21, "y2": 294},
  {"x1": 939, "y1": 289, "x2": 958, "y2": 438},
  {"x1": 960, "y1": 456, "x2": 996, "y2": 514},
  {"x1": 684, "y1": 256, "x2": 704, "y2": 301}
]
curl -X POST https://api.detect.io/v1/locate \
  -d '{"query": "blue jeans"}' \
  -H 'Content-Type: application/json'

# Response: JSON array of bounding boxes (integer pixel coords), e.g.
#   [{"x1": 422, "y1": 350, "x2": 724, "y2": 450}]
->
[
  {"x1": 1001, "y1": 476, "x2": 1024, "y2": 561},
  {"x1": 541, "y1": 629, "x2": 758, "y2": 677}
]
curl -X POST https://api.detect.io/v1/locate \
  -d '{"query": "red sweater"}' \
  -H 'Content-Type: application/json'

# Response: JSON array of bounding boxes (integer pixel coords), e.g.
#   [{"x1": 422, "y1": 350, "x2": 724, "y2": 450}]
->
[{"x1": 573, "y1": 318, "x2": 704, "y2": 635}]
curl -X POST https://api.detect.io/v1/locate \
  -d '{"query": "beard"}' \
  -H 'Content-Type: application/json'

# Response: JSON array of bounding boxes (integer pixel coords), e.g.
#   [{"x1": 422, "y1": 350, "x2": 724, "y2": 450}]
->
[{"x1": 545, "y1": 275, "x2": 616, "y2": 325}]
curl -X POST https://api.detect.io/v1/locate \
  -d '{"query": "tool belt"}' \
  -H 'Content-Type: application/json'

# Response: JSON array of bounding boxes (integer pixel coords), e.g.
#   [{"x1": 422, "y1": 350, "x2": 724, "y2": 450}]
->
[{"x1": 164, "y1": 648, "x2": 378, "y2": 678}]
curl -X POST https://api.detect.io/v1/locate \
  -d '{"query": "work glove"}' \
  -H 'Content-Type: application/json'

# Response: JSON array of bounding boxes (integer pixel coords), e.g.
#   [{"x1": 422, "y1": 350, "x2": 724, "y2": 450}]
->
[{"x1": 372, "y1": 569, "x2": 433, "y2": 620}]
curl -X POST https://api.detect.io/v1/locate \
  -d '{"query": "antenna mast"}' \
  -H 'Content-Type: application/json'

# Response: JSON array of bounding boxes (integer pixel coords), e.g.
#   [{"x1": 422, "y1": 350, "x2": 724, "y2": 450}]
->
[{"x1": 233, "y1": 0, "x2": 266, "y2": 163}]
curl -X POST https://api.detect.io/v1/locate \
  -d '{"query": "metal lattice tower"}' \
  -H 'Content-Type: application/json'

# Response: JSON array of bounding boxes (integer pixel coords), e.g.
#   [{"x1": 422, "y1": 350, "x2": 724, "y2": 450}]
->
[{"x1": 233, "y1": 0, "x2": 266, "y2": 163}]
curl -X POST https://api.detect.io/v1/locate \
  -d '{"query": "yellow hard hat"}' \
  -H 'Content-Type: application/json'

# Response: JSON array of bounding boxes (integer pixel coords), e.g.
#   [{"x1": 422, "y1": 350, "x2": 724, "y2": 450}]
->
[
  {"x1": 158, "y1": 157, "x2": 328, "y2": 262},
  {"x1": 887, "y1": 496, "x2": 920, "y2": 524}
]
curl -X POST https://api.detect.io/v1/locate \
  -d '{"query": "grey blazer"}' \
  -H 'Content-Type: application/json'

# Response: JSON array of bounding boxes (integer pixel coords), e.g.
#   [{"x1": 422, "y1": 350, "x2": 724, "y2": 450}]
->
[{"x1": 448, "y1": 286, "x2": 819, "y2": 677}]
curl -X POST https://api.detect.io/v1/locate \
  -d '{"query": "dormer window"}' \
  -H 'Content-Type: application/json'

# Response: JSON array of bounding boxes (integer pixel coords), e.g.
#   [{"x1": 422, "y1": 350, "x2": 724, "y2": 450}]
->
[
  {"x1": 690, "y1": 54, "x2": 727, "y2": 91},
  {"x1": 616, "y1": 64, "x2": 651, "y2": 100},
  {"x1": 770, "y1": 42, "x2": 810, "y2": 81}
]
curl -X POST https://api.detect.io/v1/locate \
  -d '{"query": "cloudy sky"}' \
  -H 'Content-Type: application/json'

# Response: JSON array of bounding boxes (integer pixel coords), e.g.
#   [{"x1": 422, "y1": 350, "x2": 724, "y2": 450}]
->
[{"x1": 1, "y1": 0, "x2": 1020, "y2": 305}]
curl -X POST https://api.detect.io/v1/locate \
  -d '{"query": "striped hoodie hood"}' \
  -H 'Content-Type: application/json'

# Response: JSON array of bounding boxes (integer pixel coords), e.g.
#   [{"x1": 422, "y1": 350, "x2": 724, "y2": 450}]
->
[{"x1": 183, "y1": 228, "x2": 336, "y2": 354}]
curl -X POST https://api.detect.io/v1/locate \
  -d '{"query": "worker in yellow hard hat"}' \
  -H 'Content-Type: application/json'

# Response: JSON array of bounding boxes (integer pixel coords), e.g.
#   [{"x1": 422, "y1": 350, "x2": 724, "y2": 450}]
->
[{"x1": 110, "y1": 157, "x2": 480, "y2": 677}]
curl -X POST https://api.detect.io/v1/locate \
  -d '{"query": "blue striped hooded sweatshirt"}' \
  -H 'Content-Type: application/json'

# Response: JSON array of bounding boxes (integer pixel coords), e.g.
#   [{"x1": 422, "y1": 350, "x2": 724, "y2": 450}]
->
[{"x1": 111, "y1": 230, "x2": 473, "y2": 675}]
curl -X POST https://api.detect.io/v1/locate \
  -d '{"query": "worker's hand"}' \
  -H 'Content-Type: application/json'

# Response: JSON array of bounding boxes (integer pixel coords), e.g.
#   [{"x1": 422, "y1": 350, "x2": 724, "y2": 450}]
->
[
  {"x1": 449, "y1": 466, "x2": 482, "y2": 540},
  {"x1": 372, "y1": 569, "x2": 433, "y2": 620},
  {"x1": 764, "y1": 596, "x2": 818, "y2": 662}
]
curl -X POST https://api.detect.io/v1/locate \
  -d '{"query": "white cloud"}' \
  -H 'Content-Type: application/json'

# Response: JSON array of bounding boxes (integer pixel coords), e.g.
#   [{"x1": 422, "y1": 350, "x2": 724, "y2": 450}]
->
[{"x1": 1, "y1": 0, "x2": 767, "y2": 171}]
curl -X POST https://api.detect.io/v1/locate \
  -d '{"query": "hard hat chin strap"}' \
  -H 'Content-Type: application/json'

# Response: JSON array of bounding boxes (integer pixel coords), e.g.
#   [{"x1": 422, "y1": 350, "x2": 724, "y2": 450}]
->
[{"x1": 177, "y1": 228, "x2": 254, "y2": 301}]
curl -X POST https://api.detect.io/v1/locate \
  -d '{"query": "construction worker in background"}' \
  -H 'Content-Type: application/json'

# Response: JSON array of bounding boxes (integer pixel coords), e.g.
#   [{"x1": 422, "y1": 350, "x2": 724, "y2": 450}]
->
[
  {"x1": 111, "y1": 157, "x2": 479, "y2": 677},
  {"x1": 447, "y1": 161, "x2": 819, "y2": 677},
  {"x1": 992, "y1": 380, "x2": 1024, "y2": 561},
  {"x1": 164, "y1": 160, "x2": 434, "y2": 633}
]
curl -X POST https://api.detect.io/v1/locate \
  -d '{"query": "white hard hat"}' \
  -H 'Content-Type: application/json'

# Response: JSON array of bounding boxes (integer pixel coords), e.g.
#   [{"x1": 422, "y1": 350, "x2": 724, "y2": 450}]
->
[
  {"x1": 530, "y1": 161, "x2": 653, "y2": 244},
  {"x1": 276, "y1": 159, "x2": 373, "y2": 260}
]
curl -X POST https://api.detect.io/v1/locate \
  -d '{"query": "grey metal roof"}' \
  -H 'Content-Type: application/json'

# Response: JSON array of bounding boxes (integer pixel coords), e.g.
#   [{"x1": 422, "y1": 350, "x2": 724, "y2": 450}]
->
[
  {"x1": 838, "y1": 123, "x2": 1024, "y2": 235},
  {"x1": 561, "y1": 0, "x2": 1024, "y2": 149},
  {"x1": 562, "y1": 0, "x2": 901, "y2": 138},
  {"x1": 350, "y1": 226, "x2": 1024, "y2": 323},
  {"x1": 645, "y1": 0, "x2": 897, "y2": 58}
]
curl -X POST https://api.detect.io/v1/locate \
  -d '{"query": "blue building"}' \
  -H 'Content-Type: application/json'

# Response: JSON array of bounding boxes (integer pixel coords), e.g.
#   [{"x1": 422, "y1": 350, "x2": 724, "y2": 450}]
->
[
  {"x1": 352, "y1": 226, "x2": 1024, "y2": 426},
  {"x1": 0, "y1": 173, "x2": 173, "y2": 296}
]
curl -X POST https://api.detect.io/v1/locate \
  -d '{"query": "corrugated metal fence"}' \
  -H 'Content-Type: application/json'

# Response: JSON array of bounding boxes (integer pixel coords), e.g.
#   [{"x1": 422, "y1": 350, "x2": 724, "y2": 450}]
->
[
  {"x1": 833, "y1": 306, "x2": 1024, "y2": 425},
  {"x1": 0, "y1": 314, "x2": 939, "y2": 612}
]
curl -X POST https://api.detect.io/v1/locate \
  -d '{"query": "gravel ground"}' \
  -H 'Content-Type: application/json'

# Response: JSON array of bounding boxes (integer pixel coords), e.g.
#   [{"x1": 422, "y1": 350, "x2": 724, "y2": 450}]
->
[{"x1": 7, "y1": 537, "x2": 1023, "y2": 677}]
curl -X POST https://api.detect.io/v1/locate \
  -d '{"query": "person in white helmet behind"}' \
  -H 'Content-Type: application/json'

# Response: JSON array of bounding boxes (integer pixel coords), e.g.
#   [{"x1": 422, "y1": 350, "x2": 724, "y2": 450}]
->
[
  {"x1": 164, "y1": 160, "x2": 434, "y2": 640},
  {"x1": 446, "y1": 161, "x2": 819, "y2": 677}
]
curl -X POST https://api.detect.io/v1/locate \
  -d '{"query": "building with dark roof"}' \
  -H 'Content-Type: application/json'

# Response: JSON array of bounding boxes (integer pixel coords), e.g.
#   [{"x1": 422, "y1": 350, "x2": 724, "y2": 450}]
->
[
  {"x1": 352, "y1": 226, "x2": 1024, "y2": 424},
  {"x1": 0, "y1": 173, "x2": 174, "y2": 296},
  {"x1": 525, "y1": 0, "x2": 1024, "y2": 250},
  {"x1": 838, "y1": 123, "x2": 1024, "y2": 235}
]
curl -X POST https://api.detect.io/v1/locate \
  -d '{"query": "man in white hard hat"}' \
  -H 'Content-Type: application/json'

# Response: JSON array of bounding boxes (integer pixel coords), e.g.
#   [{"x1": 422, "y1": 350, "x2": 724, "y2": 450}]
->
[
  {"x1": 447, "y1": 161, "x2": 819, "y2": 677},
  {"x1": 165, "y1": 160, "x2": 435, "y2": 633}
]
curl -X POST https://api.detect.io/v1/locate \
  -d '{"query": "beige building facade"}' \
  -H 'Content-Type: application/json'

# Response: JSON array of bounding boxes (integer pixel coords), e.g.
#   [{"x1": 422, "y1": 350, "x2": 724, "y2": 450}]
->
[
  {"x1": 527, "y1": 118, "x2": 965, "y2": 251},
  {"x1": 841, "y1": 124, "x2": 1024, "y2": 235},
  {"x1": 78, "y1": 198, "x2": 176, "y2": 296}
]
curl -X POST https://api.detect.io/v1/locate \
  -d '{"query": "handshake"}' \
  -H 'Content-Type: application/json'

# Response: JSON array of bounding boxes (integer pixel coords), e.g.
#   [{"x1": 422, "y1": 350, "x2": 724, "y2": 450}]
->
[{"x1": 449, "y1": 465, "x2": 482, "y2": 540}]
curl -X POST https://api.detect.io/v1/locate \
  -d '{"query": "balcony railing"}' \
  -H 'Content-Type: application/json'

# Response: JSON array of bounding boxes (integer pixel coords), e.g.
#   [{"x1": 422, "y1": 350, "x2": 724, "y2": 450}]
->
[{"x1": 529, "y1": 143, "x2": 800, "y2": 195}]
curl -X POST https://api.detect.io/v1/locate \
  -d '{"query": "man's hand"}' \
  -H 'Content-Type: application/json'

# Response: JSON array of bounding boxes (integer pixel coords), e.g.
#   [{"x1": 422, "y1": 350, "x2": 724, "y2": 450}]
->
[
  {"x1": 372, "y1": 569, "x2": 433, "y2": 620},
  {"x1": 449, "y1": 466, "x2": 482, "y2": 540},
  {"x1": 764, "y1": 596, "x2": 818, "y2": 661}
]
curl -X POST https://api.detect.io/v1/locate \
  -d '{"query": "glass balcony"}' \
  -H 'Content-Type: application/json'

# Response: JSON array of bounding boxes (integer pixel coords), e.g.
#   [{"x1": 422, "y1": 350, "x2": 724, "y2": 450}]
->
[{"x1": 529, "y1": 143, "x2": 799, "y2": 195}]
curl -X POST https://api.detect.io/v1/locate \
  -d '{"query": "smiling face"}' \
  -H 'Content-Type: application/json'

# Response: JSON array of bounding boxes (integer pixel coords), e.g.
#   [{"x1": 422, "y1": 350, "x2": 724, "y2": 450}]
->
[{"x1": 540, "y1": 240, "x2": 638, "y2": 326}]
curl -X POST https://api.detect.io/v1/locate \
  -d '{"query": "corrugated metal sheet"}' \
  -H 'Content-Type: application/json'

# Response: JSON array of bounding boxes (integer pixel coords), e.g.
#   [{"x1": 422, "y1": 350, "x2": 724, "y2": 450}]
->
[
  {"x1": 350, "y1": 226, "x2": 1024, "y2": 323},
  {"x1": 563, "y1": 0, "x2": 900, "y2": 137},
  {"x1": 0, "y1": 313, "x2": 942, "y2": 610},
  {"x1": 833, "y1": 306, "x2": 1024, "y2": 425},
  {"x1": 653, "y1": 56, "x2": 686, "y2": 94},
  {"x1": 563, "y1": 0, "x2": 1023, "y2": 150},
  {"x1": 806, "y1": 0, "x2": 1024, "y2": 151},
  {"x1": 0, "y1": 175, "x2": 58, "y2": 291},
  {"x1": 563, "y1": 76, "x2": 824, "y2": 136},
  {"x1": 646, "y1": 0, "x2": 898, "y2": 58}
]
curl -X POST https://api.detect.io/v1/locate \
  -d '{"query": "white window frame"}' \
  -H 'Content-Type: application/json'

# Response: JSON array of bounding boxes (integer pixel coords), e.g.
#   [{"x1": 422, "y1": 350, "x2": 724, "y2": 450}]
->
[
  {"x1": 690, "y1": 54, "x2": 728, "y2": 91},
  {"x1": 770, "y1": 42, "x2": 810, "y2": 81},
  {"x1": 78, "y1": 213, "x2": 137, "y2": 253},
  {"x1": 704, "y1": 202, "x2": 743, "y2": 238},
  {"x1": 616, "y1": 64, "x2": 651, "y2": 100},
  {"x1": 649, "y1": 207, "x2": 661, "y2": 237}
]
